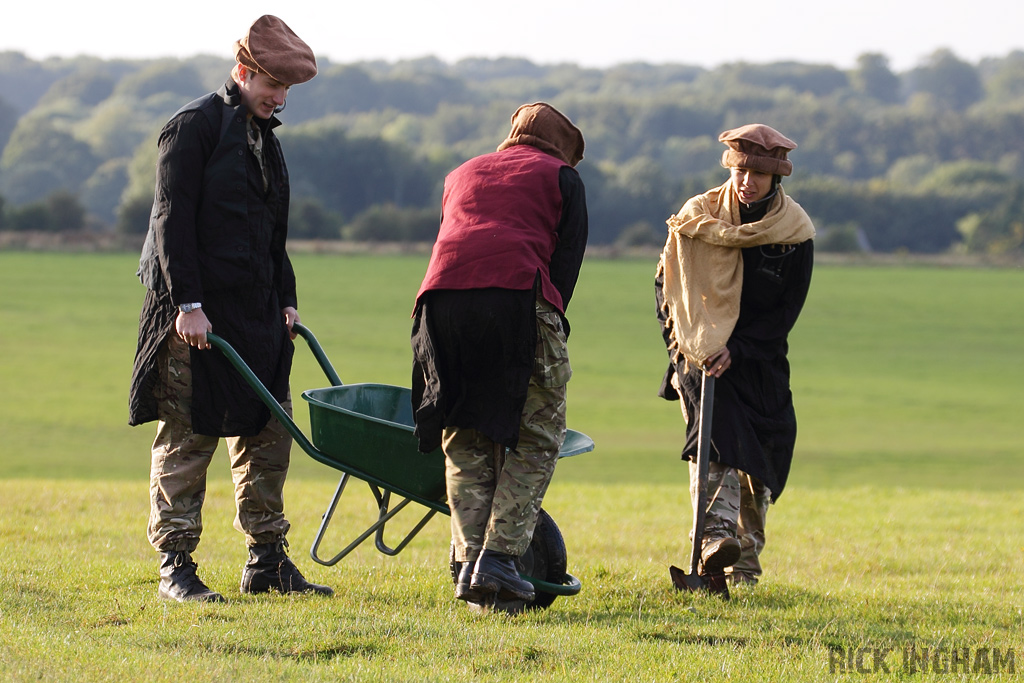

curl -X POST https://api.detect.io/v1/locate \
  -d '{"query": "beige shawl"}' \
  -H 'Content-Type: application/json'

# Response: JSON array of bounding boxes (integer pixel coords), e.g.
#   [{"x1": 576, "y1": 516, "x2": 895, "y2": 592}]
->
[{"x1": 657, "y1": 181, "x2": 815, "y2": 367}]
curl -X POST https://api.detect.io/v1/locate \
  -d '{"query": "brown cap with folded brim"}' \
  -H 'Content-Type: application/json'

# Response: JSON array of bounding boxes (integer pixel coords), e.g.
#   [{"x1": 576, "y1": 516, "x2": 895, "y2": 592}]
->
[
  {"x1": 719, "y1": 123, "x2": 797, "y2": 176},
  {"x1": 233, "y1": 15, "x2": 317, "y2": 85}
]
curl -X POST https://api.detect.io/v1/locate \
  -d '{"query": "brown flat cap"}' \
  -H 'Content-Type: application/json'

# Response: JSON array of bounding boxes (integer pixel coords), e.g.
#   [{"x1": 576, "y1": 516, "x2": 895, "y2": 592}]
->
[
  {"x1": 233, "y1": 15, "x2": 317, "y2": 85},
  {"x1": 719, "y1": 123, "x2": 797, "y2": 176},
  {"x1": 497, "y1": 102, "x2": 585, "y2": 167}
]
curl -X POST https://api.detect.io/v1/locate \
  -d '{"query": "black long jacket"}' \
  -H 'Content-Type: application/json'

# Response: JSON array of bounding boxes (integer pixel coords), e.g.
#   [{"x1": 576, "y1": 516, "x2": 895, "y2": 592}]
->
[
  {"x1": 656, "y1": 196, "x2": 813, "y2": 500},
  {"x1": 129, "y1": 79, "x2": 296, "y2": 437}
]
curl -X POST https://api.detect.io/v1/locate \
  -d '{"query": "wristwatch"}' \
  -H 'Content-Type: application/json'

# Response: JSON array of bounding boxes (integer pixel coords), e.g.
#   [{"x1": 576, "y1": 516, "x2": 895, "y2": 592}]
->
[{"x1": 179, "y1": 302, "x2": 203, "y2": 314}]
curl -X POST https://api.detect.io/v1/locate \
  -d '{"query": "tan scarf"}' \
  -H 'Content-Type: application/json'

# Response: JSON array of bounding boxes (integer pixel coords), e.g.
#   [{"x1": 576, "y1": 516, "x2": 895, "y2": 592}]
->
[{"x1": 657, "y1": 181, "x2": 815, "y2": 367}]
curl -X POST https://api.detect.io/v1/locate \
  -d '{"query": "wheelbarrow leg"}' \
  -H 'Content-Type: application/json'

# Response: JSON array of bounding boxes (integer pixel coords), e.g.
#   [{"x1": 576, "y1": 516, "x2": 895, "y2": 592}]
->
[
  {"x1": 309, "y1": 473, "x2": 441, "y2": 566},
  {"x1": 310, "y1": 473, "x2": 355, "y2": 566},
  {"x1": 371, "y1": 486, "x2": 439, "y2": 556}
]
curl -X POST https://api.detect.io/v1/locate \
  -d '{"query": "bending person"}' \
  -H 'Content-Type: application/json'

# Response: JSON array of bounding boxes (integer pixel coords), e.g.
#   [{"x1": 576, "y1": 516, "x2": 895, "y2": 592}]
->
[{"x1": 411, "y1": 103, "x2": 588, "y2": 612}]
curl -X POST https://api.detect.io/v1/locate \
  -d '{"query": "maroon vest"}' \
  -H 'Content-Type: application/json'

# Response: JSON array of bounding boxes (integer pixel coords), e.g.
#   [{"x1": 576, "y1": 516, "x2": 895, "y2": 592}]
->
[{"x1": 416, "y1": 145, "x2": 567, "y2": 311}]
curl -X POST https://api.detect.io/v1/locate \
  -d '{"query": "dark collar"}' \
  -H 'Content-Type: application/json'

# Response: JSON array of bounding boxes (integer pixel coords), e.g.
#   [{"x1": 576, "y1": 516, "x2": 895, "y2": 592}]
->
[{"x1": 217, "y1": 78, "x2": 281, "y2": 132}]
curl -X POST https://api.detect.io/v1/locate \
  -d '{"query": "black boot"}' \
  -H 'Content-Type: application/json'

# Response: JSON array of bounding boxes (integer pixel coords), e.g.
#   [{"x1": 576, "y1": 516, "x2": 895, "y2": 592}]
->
[
  {"x1": 454, "y1": 560, "x2": 488, "y2": 602},
  {"x1": 470, "y1": 549, "x2": 535, "y2": 602},
  {"x1": 240, "y1": 540, "x2": 333, "y2": 596},
  {"x1": 158, "y1": 551, "x2": 226, "y2": 603}
]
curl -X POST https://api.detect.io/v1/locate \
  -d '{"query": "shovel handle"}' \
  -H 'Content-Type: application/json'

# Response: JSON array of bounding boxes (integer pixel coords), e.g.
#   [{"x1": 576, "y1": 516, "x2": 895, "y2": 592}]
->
[{"x1": 689, "y1": 371, "x2": 715, "y2": 576}]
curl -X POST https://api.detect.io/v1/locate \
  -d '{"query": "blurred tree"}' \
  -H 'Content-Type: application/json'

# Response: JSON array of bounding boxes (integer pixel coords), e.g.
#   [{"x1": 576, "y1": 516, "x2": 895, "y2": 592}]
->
[
  {"x1": 281, "y1": 122, "x2": 440, "y2": 219},
  {"x1": 626, "y1": 101, "x2": 721, "y2": 147},
  {"x1": 113, "y1": 61, "x2": 205, "y2": 101},
  {"x1": 116, "y1": 193, "x2": 153, "y2": 236},
  {"x1": 850, "y1": 53, "x2": 901, "y2": 104},
  {"x1": 453, "y1": 57, "x2": 547, "y2": 81},
  {"x1": 343, "y1": 203, "x2": 438, "y2": 242},
  {"x1": 982, "y1": 51, "x2": 1024, "y2": 104},
  {"x1": 957, "y1": 181, "x2": 1024, "y2": 254},
  {"x1": 907, "y1": 49, "x2": 982, "y2": 111},
  {"x1": 80, "y1": 157, "x2": 130, "y2": 227},
  {"x1": 8, "y1": 202, "x2": 53, "y2": 231},
  {"x1": 718, "y1": 61, "x2": 849, "y2": 96},
  {"x1": 917, "y1": 159, "x2": 1010, "y2": 194},
  {"x1": 76, "y1": 98, "x2": 155, "y2": 158},
  {"x1": 0, "y1": 116, "x2": 99, "y2": 203},
  {"x1": 0, "y1": 95, "x2": 18, "y2": 151},
  {"x1": 5, "y1": 190, "x2": 84, "y2": 231},
  {"x1": 46, "y1": 190, "x2": 86, "y2": 230},
  {"x1": 117, "y1": 131, "x2": 160, "y2": 222},
  {"x1": 614, "y1": 220, "x2": 662, "y2": 248},
  {"x1": 793, "y1": 177, "x2": 967, "y2": 253},
  {"x1": 657, "y1": 136, "x2": 721, "y2": 179},
  {"x1": 0, "y1": 51, "x2": 68, "y2": 113},
  {"x1": 885, "y1": 155, "x2": 936, "y2": 189},
  {"x1": 289, "y1": 65, "x2": 379, "y2": 121},
  {"x1": 37, "y1": 69, "x2": 116, "y2": 107},
  {"x1": 3, "y1": 51, "x2": 1024, "y2": 251},
  {"x1": 288, "y1": 197, "x2": 344, "y2": 239},
  {"x1": 817, "y1": 222, "x2": 866, "y2": 253}
]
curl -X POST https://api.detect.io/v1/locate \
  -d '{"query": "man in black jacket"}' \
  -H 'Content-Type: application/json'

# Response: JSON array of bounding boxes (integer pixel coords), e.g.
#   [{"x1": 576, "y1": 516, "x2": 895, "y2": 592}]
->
[{"x1": 129, "y1": 15, "x2": 331, "y2": 602}]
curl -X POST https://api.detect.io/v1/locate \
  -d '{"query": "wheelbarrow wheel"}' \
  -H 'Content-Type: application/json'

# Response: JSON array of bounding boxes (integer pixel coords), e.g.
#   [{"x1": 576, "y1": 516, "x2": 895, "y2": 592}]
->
[
  {"x1": 516, "y1": 508, "x2": 569, "y2": 610},
  {"x1": 447, "y1": 508, "x2": 569, "y2": 610}
]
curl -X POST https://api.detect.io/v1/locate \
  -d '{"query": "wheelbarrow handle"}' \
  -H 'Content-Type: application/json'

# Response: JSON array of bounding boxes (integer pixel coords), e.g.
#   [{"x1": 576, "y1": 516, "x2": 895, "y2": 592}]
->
[
  {"x1": 203, "y1": 323, "x2": 344, "y2": 463},
  {"x1": 291, "y1": 322, "x2": 344, "y2": 387}
]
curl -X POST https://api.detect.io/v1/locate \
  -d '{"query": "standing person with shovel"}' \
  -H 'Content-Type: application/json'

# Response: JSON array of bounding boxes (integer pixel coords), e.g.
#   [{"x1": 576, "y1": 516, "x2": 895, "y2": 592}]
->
[{"x1": 655, "y1": 124, "x2": 815, "y2": 595}]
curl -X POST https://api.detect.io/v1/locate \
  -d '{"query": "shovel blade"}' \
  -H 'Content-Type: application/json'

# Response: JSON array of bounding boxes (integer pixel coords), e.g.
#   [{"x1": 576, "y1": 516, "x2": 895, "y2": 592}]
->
[
  {"x1": 669, "y1": 565, "x2": 731, "y2": 600},
  {"x1": 669, "y1": 565, "x2": 705, "y2": 592}
]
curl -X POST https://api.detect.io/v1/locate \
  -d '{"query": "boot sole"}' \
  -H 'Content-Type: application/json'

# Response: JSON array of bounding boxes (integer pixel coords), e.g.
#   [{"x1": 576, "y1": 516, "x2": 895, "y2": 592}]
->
[
  {"x1": 471, "y1": 572, "x2": 534, "y2": 603},
  {"x1": 455, "y1": 581, "x2": 490, "y2": 602},
  {"x1": 240, "y1": 584, "x2": 333, "y2": 596},
  {"x1": 158, "y1": 588, "x2": 226, "y2": 603}
]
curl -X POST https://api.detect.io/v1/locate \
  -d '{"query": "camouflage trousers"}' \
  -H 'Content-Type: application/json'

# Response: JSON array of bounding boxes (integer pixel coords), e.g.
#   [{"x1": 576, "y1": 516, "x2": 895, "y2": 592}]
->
[
  {"x1": 689, "y1": 460, "x2": 771, "y2": 583},
  {"x1": 147, "y1": 332, "x2": 292, "y2": 552},
  {"x1": 444, "y1": 299, "x2": 569, "y2": 561}
]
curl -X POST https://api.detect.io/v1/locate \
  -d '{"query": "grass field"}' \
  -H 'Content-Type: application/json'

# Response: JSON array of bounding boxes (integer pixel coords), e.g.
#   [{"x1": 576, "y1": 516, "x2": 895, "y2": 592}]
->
[{"x1": 1, "y1": 251, "x2": 1022, "y2": 681}]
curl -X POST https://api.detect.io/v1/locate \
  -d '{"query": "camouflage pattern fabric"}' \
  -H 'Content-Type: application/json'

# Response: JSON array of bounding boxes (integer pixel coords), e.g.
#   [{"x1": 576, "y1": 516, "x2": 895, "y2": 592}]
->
[
  {"x1": 688, "y1": 459, "x2": 770, "y2": 584},
  {"x1": 730, "y1": 470, "x2": 770, "y2": 583},
  {"x1": 445, "y1": 300, "x2": 569, "y2": 560},
  {"x1": 148, "y1": 333, "x2": 292, "y2": 552},
  {"x1": 533, "y1": 298, "x2": 572, "y2": 387}
]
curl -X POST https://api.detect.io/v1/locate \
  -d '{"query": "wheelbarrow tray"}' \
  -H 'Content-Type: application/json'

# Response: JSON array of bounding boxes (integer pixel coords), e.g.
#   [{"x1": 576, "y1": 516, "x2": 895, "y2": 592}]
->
[
  {"x1": 303, "y1": 384, "x2": 446, "y2": 502},
  {"x1": 303, "y1": 383, "x2": 595, "y2": 504}
]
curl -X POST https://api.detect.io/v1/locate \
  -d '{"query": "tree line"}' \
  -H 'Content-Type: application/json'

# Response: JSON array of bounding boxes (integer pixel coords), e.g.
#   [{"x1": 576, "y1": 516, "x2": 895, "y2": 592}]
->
[{"x1": 1, "y1": 48, "x2": 1023, "y2": 254}]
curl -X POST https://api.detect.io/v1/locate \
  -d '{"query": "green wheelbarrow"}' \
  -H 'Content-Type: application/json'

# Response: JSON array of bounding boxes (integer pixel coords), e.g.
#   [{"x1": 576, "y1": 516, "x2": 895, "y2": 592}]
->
[{"x1": 207, "y1": 323, "x2": 594, "y2": 609}]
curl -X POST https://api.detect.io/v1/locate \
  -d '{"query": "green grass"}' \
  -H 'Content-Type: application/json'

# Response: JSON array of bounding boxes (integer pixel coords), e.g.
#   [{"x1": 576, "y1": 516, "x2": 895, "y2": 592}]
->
[
  {"x1": 1, "y1": 252, "x2": 1023, "y2": 681},
  {"x1": 2, "y1": 252, "x2": 1023, "y2": 487},
  {"x1": 1, "y1": 480, "x2": 1021, "y2": 681}
]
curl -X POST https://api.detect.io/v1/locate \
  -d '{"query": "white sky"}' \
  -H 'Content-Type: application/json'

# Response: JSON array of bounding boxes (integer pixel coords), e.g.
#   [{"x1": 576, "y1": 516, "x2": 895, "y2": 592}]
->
[{"x1": 3, "y1": 1, "x2": 1022, "y2": 72}]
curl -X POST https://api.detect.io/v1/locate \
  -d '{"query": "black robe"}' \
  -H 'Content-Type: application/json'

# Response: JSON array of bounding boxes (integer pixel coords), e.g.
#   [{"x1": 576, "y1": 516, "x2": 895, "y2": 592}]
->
[
  {"x1": 129, "y1": 80, "x2": 296, "y2": 437},
  {"x1": 657, "y1": 234, "x2": 813, "y2": 501}
]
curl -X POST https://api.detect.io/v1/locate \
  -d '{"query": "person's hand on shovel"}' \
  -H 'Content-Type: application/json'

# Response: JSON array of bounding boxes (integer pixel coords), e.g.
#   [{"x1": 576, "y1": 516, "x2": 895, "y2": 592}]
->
[{"x1": 703, "y1": 347, "x2": 731, "y2": 377}]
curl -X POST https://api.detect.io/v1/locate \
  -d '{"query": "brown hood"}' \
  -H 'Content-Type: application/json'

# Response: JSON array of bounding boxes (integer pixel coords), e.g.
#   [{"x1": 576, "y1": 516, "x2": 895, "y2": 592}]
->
[{"x1": 497, "y1": 102, "x2": 585, "y2": 167}]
